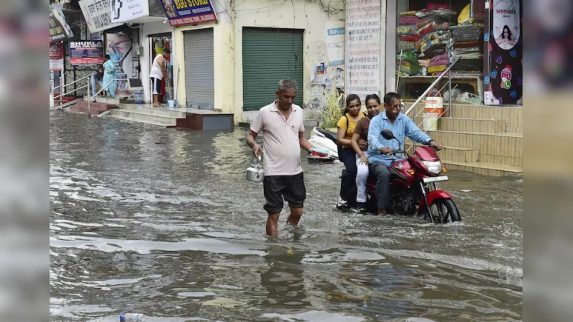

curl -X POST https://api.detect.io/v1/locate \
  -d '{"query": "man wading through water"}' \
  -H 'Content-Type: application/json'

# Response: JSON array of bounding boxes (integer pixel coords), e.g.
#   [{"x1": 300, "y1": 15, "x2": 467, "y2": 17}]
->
[{"x1": 246, "y1": 80, "x2": 313, "y2": 237}]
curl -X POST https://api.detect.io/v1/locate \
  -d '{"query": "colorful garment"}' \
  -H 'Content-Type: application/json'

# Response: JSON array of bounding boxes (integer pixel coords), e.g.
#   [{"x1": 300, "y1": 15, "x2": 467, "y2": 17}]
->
[{"x1": 102, "y1": 59, "x2": 117, "y2": 97}]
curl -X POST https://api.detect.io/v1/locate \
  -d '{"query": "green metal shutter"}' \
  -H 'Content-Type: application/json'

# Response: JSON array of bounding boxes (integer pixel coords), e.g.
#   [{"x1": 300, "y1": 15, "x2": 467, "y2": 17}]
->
[{"x1": 242, "y1": 28, "x2": 304, "y2": 111}]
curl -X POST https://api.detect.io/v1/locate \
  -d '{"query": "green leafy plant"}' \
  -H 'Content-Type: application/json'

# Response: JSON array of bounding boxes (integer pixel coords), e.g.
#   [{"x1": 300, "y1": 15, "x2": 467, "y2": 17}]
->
[{"x1": 320, "y1": 93, "x2": 343, "y2": 129}]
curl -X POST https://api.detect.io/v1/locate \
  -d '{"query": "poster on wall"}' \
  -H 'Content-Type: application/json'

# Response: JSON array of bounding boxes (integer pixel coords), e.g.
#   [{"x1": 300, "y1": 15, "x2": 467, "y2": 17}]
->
[
  {"x1": 325, "y1": 21, "x2": 345, "y2": 66},
  {"x1": 345, "y1": 0, "x2": 381, "y2": 100},
  {"x1": 484, "y1": 0, "x2": 522, "y2": 105},
  {"x1": 50, "y1": 42, "x2": 65, "y2": 71},
  {"x1": 111, "y1": 0, "x2": 149, "y2": 24},
  {"x1": 79, "y1": 0, "x2": 122, "y2": 33},
  {"x1": 106, "y1": 32, "x2": 134, "y2": 93},
  {"x1": 159, "y1": 0, "x2": 217, "y2": 26},
  {"x1": 69, "y1": 41, "x2": 105, "y2": 65}
]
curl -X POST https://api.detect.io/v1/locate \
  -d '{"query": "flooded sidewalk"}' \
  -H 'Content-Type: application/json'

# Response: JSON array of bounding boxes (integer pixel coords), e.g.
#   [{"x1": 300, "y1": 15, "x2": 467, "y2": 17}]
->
[{"x1": 50, "y1": 112, "x2": 522, "y2": 321}]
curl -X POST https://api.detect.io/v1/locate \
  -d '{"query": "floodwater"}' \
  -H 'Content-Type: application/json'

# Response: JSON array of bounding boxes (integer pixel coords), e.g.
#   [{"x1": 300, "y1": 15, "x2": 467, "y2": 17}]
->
[{"x1": 50, "y1": 112, "x2": 522, "y2": 321}]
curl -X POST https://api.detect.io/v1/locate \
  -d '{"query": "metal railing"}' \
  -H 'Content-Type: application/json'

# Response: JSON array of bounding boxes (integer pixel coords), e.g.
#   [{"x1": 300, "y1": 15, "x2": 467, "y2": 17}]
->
[
  {"x1": 51, "y1": 75, "x2": 121, "y2": 118},
  {"x1": 404, "y1": 55, "x2": 460, "y2": 117},
  {"x1": 402, "y1": 56, "x2": 460, "y2": 152},
  {"x1": 91, "y1": 78, "x2": 120, "y2": 99},
  {"x1": 52, "y1": 74, "x2": 92, "y2": 116}
]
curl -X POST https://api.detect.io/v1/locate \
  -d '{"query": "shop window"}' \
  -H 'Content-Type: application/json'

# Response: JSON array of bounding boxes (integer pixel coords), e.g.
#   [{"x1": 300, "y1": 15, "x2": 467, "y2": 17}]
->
[{"x1": 396, "y1": 0, "x2": 485, "y2": 103}]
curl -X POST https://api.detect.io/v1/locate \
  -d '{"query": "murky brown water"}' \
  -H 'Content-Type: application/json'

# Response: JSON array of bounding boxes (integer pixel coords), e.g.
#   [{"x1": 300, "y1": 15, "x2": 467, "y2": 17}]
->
[{"x1": 50, "y1": 112, "x2": 522, "y2": 321}]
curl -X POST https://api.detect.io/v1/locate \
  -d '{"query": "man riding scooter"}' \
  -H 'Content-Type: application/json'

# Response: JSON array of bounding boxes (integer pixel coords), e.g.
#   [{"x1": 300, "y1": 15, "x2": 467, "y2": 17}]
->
[{"x1": 367, "y1": 92, "x2": 443, "y2": 215}]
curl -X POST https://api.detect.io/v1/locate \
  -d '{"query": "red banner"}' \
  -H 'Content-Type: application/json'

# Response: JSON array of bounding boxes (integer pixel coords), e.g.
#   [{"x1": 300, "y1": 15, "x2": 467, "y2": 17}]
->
[{"x1": 50, "y1": 42, "x2": 65, "y2": 71}]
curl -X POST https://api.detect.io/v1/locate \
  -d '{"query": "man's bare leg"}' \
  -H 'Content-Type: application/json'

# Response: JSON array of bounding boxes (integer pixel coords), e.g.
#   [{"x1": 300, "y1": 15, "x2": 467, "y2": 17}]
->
[
  {"x1": 287, "y1": 207, "x2": 303, "y2": 226},
  {"x1": 266, "y1": 213, "x2": 280, "y2": 237}
]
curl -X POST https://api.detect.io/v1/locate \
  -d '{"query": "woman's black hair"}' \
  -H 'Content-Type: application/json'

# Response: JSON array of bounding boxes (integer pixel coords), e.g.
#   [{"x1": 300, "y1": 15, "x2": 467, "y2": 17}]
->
[
  {"x1": 365, "y1": 93, "x2": 381, "y2": 105},
  {"x1": 501, "y1": 25, "x2": 512, "y2": 40},
  {"x1": 344, "y1": 94, "x2": 361, "y2": 112}
]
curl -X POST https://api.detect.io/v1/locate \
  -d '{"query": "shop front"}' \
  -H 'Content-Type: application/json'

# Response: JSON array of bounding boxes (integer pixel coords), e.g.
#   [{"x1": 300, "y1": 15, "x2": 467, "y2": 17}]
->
[{"x1": 385, "y1": 0, "x2": 522, "y2": 106}]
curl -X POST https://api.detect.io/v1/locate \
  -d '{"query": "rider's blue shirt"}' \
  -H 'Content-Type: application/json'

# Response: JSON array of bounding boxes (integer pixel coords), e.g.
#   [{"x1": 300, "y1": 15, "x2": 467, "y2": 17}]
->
[{"x1": 367, "y1": 111, "x2": 431, "y2": 166}]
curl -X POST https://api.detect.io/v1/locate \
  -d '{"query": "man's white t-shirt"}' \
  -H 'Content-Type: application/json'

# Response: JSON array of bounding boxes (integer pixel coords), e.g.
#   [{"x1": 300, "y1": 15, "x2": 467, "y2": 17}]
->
[
  {"x1": 250, "y1": 102, "x2": 305, "y2": 176},
  {"x1": 150, "y1": 54, "x2": 165, "y2": 79}
]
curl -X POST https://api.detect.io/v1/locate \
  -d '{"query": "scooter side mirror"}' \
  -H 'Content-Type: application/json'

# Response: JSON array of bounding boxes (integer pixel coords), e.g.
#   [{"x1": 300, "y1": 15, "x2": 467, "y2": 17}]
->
[{"x1": 381, "y1": 129, "x2": 395, "y2": 140}]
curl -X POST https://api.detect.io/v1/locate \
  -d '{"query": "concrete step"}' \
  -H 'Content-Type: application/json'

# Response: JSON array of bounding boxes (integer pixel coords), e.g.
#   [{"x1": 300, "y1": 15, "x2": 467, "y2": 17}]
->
[
  {"x1": 440, "y1": 117, "x2": 505, "y2": 133},
  {"x1": 413, "y1": 116, "x2": 506, "y2": 133},
  {"x1": 56, "y1": 99, "x2": 79, "y2": 110},
  {"x1": 107, "y1": 109, "x2": 177, "y2": 127},
  {"x1": 406, "y1": 102, "x2": 523, "y2": 133},
  {"x1": 105, "y1": 114, "x2": 175, "y2": 127},
  {"x1": 67, "y1": 100, "x2": 116, "y2": 116},
  {"x1": 438, "y1": 146, "x2": 479, "y2": 163},
  {"x1": 442, "y1": 160, "x2": 522, "y2": 177},
  {"x1": 447, "y1": 104, "x2": 523, "y2": 133},
  {"x1": 119, "y1": 104, "x2": 187, "y2": 118},
  {"x1": 94, "y1": 96, "x2": 120, "y2": 105},
  {"x1": 426, "y1": 130, "x2": 522, "y2": 167}
]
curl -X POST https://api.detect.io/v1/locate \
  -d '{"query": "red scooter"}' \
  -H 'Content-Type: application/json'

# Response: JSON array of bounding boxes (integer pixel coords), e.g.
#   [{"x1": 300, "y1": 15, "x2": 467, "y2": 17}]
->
[{"x1": 365, "y1": 129, "x2": 461, "y2": 223}]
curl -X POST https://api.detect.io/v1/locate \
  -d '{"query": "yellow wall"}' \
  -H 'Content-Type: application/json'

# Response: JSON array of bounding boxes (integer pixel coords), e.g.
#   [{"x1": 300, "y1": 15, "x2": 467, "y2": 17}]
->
[
  {"x1": 232, "y1": 0, "x2": 344, "y2": 122},
  {"x1": 171, "y1": 0, "x2": 345, "y2": 123},
  {"x1": 172, "y1": 15, "x2": 234, "y2": 114}
]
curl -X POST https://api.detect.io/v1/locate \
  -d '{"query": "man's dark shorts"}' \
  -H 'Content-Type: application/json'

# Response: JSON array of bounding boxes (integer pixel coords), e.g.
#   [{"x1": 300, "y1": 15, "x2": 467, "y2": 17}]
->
[{"x1": 263, "y1": 173, "x2": 306, "y2": 214}]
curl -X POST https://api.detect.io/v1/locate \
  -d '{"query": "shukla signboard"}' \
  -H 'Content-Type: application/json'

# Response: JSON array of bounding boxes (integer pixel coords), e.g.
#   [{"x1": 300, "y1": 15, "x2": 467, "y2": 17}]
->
[
  {"x1": 69, "y1": 41, "x2": 106, "y2": 65},
  {"x1": 160, "y1": 0, "x2": 217, "y2": 26}
]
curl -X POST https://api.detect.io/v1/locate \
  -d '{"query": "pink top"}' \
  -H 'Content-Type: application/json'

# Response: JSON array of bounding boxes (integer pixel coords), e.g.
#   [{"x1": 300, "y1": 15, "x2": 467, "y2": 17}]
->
[{"x1": 250, "y1": 101, "x2": 305, "y2": 176}]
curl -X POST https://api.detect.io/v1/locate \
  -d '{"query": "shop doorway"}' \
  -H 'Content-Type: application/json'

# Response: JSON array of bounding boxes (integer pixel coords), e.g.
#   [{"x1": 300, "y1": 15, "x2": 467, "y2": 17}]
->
[{"x1": 148, "y1": 33, "x2": 173, "y2": 105}]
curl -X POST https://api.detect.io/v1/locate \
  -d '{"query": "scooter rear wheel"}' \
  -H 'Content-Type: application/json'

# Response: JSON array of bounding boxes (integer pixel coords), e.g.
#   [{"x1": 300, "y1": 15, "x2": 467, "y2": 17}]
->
[{"x1": 428, "y1": 198, "x2": 461, "y2": 223}]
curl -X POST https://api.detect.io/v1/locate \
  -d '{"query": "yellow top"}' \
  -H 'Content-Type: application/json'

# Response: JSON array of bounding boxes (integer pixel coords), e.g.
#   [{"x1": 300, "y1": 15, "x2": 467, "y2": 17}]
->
[{"x1": 337, "y1": 112, "x2": 365, "y2": 140}]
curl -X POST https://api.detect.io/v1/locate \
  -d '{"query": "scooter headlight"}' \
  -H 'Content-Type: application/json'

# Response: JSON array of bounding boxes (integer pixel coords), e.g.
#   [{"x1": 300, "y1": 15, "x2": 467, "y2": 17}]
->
[{"x1": 422, "y1": 160, "x2": 442, "y2": 174}]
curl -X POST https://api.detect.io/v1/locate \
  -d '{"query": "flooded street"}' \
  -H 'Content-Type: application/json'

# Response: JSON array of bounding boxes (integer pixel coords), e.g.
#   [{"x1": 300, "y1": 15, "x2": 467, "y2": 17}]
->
[{"x1": 50, "y1": 112, "x2": 522, "y2": 321}]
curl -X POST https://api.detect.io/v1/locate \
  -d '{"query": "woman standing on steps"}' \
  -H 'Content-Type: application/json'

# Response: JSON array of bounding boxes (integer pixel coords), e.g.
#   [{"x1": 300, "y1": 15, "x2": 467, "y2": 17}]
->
[
  {"x1": 102, "y1": 55, "x2": 117, "y2": 98},
  {"x1": 335, "y1": 94, "x2": 365, "y2": 210}
]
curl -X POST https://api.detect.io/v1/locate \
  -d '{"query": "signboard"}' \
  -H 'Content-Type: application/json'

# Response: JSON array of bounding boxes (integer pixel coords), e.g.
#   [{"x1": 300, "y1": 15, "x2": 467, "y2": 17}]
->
[
  {"x1": 111, "y1": 0, "x2": 150, "y2": 24},
  {"x1": 69, "y1": 41, "x2": 105, "y2": 65},
  {"x1": 345, "y1": 0, "x2": 381, "y2": 101},
  {"x1": 50, "y1": 42, "x2": 65, "y2": 71},
  {"x1": 79, "y1": 0, "x2": 122, "y2": 33},
  {"x1": 325, "y1": 21, "x2": 345, "y2": 66},
  {"x1": 159, "y1": 0, "x2": 217, "y2": 26},
  {"x1": 50, "y1": 6, "x2": 73, "y2": 41}
]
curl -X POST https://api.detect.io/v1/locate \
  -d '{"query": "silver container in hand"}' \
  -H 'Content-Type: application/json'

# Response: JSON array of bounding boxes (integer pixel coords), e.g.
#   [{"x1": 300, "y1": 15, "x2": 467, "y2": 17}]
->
[{"x1": 246, "y1": 156, "x2": 264, "y2": 182}]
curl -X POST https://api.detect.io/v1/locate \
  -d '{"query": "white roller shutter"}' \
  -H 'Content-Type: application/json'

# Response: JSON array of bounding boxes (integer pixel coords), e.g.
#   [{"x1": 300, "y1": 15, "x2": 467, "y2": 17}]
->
[{"x1": 184, "y1": 28, "x2": 214, "y2": 110}]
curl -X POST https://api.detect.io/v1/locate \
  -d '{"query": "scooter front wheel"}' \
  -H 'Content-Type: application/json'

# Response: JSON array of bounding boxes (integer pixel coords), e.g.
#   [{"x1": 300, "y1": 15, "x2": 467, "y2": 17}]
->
[{"x1": 428, "y1": 198, "x2": 461, "y2": 223}]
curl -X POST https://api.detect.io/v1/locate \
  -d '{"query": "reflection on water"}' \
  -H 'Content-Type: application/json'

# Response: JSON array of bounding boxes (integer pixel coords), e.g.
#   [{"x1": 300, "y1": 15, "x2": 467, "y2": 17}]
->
[
  {"x1": 50, "y1": 113, "x2": 522, "y2": 321},
  {"x1": 261, "y1": 245, "x2": 310, "y2": 308}
]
